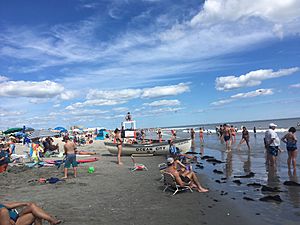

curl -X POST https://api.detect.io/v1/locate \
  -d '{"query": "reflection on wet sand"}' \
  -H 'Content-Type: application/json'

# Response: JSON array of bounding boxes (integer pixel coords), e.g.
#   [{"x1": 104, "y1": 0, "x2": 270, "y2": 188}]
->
[
  {"x1": 225, "y1": 152, "x2": 233, "y2": 178},
  {"x1": 287, "y1": 171, "x2": 300, "y2": 208}
]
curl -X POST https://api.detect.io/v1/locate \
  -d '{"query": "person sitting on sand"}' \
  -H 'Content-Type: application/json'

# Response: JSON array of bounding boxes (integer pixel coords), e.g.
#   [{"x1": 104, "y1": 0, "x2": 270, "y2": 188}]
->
[
  {"x1": 63, "y1": 136, "x2": 78, "y2": 179},
  {"x1": 0, "y1": 202, "x2": 61, "y2": 225},
  {"x1": 165, "y1": 157, "x2": 208, "y2": 193}
]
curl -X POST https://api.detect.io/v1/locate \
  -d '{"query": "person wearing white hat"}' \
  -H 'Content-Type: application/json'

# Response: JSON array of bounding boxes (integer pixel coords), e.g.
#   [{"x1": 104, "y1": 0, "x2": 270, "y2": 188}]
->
[{"x1": 264, "y1": 123, "x2": 281, "y2": 167}]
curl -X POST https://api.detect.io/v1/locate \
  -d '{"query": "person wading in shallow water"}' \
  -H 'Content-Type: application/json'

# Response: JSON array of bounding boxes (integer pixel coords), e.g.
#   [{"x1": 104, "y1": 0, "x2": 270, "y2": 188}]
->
[
  {"x1": 222, "y1": 124, "x2": 232, "y2": 152},
  {"x1": 114, "y1": 128, "x2": 123, "y2": 165},
  {"x1": 190, "y1": 128, "x2": 195, "y2": 140},
  {"x1": 238, "y1": 126, "x2": 250, "y2": 151},
  {"x1": 281, "y1": 127, "x2": 298, "y2": 173},
  {"x1": 264, "y1": 123, "x2": 282, "y2": 168}
]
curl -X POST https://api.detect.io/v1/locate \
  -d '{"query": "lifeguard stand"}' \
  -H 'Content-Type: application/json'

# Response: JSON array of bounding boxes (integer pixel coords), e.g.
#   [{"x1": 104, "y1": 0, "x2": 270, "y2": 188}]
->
[
  {"x1": 121, "y1": 120, "x2": 136, "y2": 130},
  {"x1": 121, "y1": 121, "x2": 136, "y2": 142}
]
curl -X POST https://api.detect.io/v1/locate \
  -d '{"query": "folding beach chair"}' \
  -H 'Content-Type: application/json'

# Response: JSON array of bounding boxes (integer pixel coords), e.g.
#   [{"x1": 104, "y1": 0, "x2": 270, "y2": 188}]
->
[
  {"x1": 130, "y1": 155, "x2": 148, "y2": 172},
  {"x1": 163, "y1": 172, "x2": 193, "y2": 196},
  {"x1": 158, "y1": 162, "x2": 167, "y2": 181}
]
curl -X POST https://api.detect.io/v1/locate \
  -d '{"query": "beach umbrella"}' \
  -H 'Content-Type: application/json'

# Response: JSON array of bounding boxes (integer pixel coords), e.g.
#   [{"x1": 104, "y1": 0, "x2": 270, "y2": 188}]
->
[
  {"x1": 25, "y1": 127, "x2": 34, "y2": 132},
  {"x1": 14, "y1": 132, "x2": 27, "y2": 138},
  {"x1": 3, "y1": 127, "x2": 23, "y2": 134},
  {"x1": 29, "y1": 130, "x2": 56, "y2": 139},
  {"x1": 53, "y1": 127, "x2": 67, "y2": 132}
]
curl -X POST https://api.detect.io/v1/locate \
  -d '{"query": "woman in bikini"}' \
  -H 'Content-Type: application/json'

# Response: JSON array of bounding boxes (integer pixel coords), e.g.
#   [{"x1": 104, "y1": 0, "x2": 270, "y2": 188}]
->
[
  {"x1": 114, "y1": 128, "x2": 123, "y2": 165},
  {"x1": 0, "y1": 202, "x2": 61, "y2": 225}
]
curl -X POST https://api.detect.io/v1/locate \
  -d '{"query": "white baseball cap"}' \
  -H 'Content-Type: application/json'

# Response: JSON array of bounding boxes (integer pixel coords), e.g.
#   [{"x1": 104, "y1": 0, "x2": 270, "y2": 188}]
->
[
  {"x1": 167, "y1": 157, "x2": 174, "y2": 164},
  {"x1": 269, "y1": 123, "x2": 277, "y2": 127}
]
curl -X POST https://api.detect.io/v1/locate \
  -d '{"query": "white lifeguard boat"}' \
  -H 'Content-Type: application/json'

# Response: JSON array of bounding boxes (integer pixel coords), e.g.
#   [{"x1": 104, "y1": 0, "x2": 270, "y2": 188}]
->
[{"x1": 104, "y1": 120, "x2": 192, "y2": 156}]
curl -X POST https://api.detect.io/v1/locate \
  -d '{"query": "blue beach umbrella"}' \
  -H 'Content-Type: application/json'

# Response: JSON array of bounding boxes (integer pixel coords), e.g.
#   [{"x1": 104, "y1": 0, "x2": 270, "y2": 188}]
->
[{"x1": 53, "y1": 127, "x2": 67, "y2": 132}]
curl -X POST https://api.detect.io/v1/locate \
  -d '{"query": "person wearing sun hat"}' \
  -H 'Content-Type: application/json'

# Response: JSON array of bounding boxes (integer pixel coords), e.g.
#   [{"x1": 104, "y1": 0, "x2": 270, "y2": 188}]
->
[{"x1": 264, "y1": 123, "x2": 281, "y2": 167}]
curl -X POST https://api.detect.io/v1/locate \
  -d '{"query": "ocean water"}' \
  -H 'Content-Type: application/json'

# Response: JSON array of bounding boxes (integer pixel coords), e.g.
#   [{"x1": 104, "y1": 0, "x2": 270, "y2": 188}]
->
[{"x1": 146, "y1": 117, "x2": 300, "y2": 224}]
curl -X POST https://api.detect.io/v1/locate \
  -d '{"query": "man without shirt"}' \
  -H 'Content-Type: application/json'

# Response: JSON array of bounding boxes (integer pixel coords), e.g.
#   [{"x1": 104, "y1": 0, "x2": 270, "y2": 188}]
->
[
  {"x1": 222, "y1": 124, "x2": 232, "y2": 152},
  {"x1": 63, "y1": 136, "x2": 78, "y2": 179}
]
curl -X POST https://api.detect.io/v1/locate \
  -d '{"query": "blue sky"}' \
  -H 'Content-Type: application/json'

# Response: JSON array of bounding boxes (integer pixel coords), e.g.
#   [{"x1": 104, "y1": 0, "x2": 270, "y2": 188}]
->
[{"x1": 0, "y1": 0, "x2": 300, "y2": 130}]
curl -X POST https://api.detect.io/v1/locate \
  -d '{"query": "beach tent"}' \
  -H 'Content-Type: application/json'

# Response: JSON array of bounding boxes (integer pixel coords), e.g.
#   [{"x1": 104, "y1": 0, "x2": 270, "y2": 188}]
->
[
  {"x1": 29, "y1": 130, "x2": 56, "y2": 139},
  {"x1": 53, "y1": 127, "x2": 67, "y2": 132},
  {"x1": 3, "y1": 127, "x2": 23, "y2": 134}
]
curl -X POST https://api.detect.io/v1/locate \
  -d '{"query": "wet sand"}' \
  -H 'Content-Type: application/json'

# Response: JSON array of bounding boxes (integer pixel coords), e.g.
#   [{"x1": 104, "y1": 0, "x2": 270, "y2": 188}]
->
[{"x1": 0, "y1": 139, "x2": 268, "y2": 225}]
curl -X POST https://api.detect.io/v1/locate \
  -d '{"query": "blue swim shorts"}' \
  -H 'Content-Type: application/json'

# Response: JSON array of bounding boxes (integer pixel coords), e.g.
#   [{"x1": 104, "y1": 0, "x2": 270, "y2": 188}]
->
[
  {"x1": 64, "y1": 154, "x2": 78, "y2": 168},
  {"x1": 268, "y1": 146, "x2": 279, "y2": 157}
]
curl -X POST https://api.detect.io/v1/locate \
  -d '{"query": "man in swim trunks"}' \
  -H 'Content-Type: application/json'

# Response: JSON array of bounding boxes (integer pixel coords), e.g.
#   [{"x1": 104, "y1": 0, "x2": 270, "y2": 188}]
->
[
  {"x1": 165, "y1": 157, "x2": 208, "y2": 193},
  {"x1": 222, "y1": 124, "x2": 232, "y2": 152},
  {"x1": 63, "y1": 136, "x2": 78, "y2": 179},
  {"x1": 264, "y1": 123, "x2": 281, "y2": 167}
]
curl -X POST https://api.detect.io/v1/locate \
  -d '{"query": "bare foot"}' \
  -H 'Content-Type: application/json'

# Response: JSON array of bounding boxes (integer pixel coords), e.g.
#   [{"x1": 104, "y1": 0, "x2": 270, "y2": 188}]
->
[
  {"x1": 198, "y1": 188, "x2": 209, "y2": 193},
  {"x1": 117, "y1": 162, "x2": 123, "y2": 165},
  {"x1": 51, "y1": 220, "x2": 62, "y2": 225}
]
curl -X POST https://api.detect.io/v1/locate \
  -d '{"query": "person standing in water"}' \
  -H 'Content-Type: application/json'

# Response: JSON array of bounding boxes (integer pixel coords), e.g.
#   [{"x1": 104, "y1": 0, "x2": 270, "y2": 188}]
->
[
  {"x1": 114, "y1": 128, "x2": 123, "y2": 165},
  {"x1": 199, "y1": 128, "x2": 204, "y2": 145},
  {"x1": 230, "y1": 125, "x2": 236, "y2": 144},
  {"x1": 253, "y1": 126, "x2": 257, "y2": 138},
  {"x1": 190, "y1": 128, "x2": 195, "y2": 140},
  {"x1": 222, "y1": 124, "x2": 232, "y2": 152},
  {"x1": 281, "y1": 127, "x2": 298, "y2": 173},
  {"x1": 238, "y1": 126, "x2": 250, "y2": 151},
  {"x1": 264, "y1": 123, "x2": 281, "y2": 167}
]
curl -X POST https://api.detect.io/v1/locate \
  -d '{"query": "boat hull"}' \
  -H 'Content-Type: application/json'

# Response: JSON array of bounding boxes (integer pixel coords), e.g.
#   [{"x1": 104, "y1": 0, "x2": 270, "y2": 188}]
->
[{"x1": 104, "y1": 139, "x2": 192, "y2": 156}]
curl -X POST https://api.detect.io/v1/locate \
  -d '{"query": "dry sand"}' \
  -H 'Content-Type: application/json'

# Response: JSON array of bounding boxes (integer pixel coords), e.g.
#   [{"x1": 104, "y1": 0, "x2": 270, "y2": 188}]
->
[{"x1": 0, "y1": 139, "x2": 268, "y2": 225}]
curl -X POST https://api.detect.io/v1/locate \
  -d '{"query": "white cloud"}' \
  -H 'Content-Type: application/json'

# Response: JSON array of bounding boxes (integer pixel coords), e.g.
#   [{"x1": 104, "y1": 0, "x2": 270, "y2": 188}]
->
[
  {"x1": 290, "y1": 83, "x2": 300, "y2": 88},
  {"x1": 66, "y1": 83, "x2": 189, "y2": 109},
  {"x1": 211, "y1": 88, "x2": 274, "y2": 106},
  {"x1": 216, "y1": 67, "x2": 299, "y2": 91},
  {"x1": 191, "y1": 0, "x2": 300, "y2": 29},
  {"x1": 144, "y1": 99, "x2": 180, "y2": 107},
  {"x1": 86, "y1": 88, "x2": 142, "y2": 100},
  {"x1": 141, "y1": 83, "x2": 189, "y2": 98},
  {"x1": 60, "y1": 90, "x2": 78, "y2": 100},
  {"x1": 66, "y1": 99, "x2": 127, "y2": 109},
  {"x1": 53, "y1": 104, "x2": 60, "y2": 108},
  {"x1": 0, "y1": 80, "x2": 64, "y2": 98},
  {"x1": 0, "y1": 75, "x2": 9, "y2": 82},
  {"x1": 149, "y1": 107, "x2": 184, "y2": 114}
]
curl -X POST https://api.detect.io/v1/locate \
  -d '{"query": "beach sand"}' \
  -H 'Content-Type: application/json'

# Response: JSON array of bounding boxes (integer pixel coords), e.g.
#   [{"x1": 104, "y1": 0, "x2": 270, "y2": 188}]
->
[{"x1": 0, "y1": 139, "x2": 288, "y2": 225}]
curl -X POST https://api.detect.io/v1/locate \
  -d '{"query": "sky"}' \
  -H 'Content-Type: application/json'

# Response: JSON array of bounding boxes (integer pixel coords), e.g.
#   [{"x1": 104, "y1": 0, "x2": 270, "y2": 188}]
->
[{"x1": 0, "y1": 0, "x2": 300, "y2": 130}]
